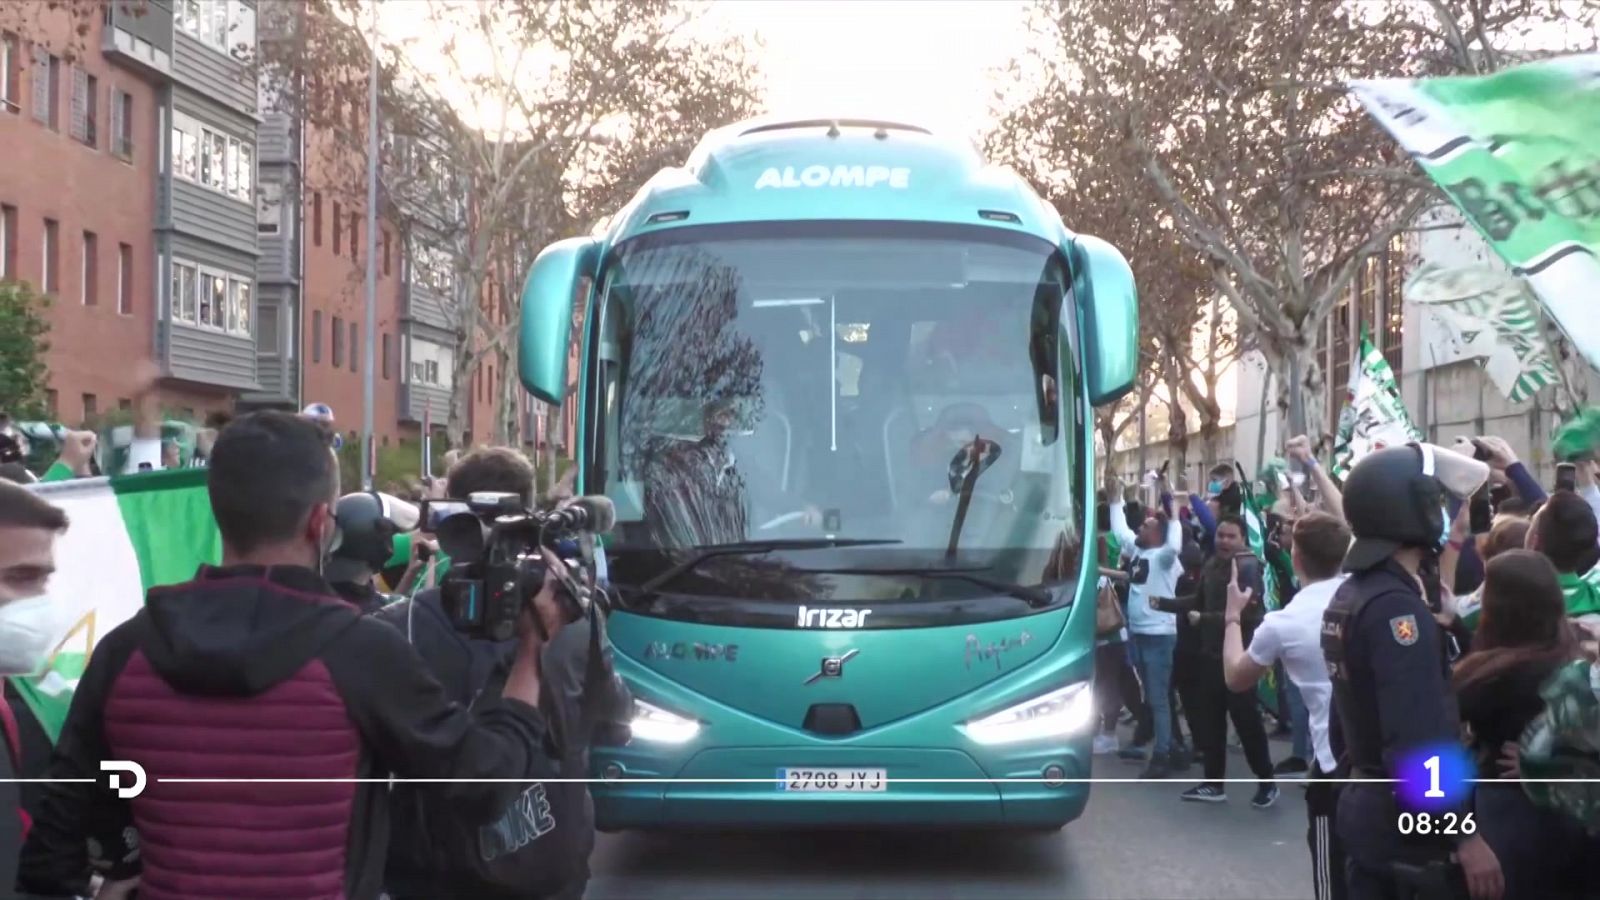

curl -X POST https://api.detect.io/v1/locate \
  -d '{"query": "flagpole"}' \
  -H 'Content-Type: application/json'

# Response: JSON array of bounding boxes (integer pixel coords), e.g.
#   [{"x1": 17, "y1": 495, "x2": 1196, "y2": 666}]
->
[{"x1": 360, "y1": 0, "x2": 380, "y2": 491}]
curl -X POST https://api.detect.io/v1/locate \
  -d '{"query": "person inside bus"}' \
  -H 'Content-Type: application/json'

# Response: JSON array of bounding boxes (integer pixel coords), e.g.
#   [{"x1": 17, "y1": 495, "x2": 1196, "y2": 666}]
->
[
  {"x1": 909, "y1": 403, "x2": 1007, "y2": 507},
  {"x1": 646, "y1": 398, "x2": 821, "y2": 546}
]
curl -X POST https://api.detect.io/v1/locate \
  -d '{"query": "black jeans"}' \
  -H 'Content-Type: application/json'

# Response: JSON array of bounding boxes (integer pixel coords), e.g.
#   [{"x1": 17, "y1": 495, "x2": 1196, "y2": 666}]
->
[{"x1": 1190, "y1": 656, "x2": 1274, "y2": 783}]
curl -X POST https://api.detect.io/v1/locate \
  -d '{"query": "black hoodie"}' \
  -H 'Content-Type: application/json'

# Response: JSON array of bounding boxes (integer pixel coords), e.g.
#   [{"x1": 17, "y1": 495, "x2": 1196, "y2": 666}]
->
[{"x1": 17, "y1": 564, "x2": 549, "y2": 900}]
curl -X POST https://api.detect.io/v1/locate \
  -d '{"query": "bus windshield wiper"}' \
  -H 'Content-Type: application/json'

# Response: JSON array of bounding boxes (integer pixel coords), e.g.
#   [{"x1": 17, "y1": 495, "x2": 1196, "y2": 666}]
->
[
  {"x1": 635, "y1": 538, "x2": 903, "y2": 597},
  {"x1": 792, "y1": 565, "x2": 1054, "y2": 607}
]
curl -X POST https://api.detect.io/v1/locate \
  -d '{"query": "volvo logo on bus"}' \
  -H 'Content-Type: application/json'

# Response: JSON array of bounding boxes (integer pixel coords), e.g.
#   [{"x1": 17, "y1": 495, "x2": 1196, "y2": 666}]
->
[
  {"x1": 754, "y1": 165, "x2": 910, "y2": 190},
  {"x1": 796, "y1": 605, "x2": 873, "y2": 629}
]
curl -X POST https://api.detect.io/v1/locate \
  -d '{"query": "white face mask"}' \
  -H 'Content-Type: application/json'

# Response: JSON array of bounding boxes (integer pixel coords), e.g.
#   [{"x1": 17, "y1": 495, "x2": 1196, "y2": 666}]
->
[{"x1": 0, "y1": 595, "x2": 65, "y2": 676}]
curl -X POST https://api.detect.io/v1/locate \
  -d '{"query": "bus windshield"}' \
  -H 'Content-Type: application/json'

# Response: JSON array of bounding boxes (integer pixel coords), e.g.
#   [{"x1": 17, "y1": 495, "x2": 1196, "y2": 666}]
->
[{"x1": 590, "y1": 221, "x2": 1083, "y2": 605}]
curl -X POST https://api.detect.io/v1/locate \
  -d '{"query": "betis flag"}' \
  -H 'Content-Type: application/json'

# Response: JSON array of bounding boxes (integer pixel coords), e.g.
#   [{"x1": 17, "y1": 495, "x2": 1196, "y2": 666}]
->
[
  {"x1": 1351, "y1": 55, "x2": 1600, "y2": 373},
  {"x1": 19, "y1": 468, "x2": 220, "y2": 740},
  {"x1": 1332, "y1": 331, "x2": 1423, "y2": 480},
  {"x1": 1406, "y1": 262, "x2": 1559, "y2": 403}
]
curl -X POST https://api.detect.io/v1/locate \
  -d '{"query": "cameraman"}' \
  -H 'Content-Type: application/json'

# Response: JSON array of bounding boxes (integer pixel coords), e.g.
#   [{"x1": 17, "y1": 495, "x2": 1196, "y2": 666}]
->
[
  {"x1": 375, "y1": 448, "x2": 630, "y2": 900},
  {"x1": 17, "y1": 412, "x2": 556, "y2": 900}
]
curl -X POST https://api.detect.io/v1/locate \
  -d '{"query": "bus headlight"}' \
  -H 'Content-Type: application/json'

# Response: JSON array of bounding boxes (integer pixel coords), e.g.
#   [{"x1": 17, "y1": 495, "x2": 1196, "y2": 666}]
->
[
  {"x1": 629, "y1": 698, "x2": 701, "y2": 744},
  {"x1": 960, "y1": 682, "x2": 1094, "y2": 746}
]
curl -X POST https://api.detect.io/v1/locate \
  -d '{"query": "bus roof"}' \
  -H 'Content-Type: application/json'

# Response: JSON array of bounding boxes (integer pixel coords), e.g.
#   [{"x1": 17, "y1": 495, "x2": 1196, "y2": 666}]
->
[{"x1": 600, "y1": 116, "x2": 1073, "y2": 246}]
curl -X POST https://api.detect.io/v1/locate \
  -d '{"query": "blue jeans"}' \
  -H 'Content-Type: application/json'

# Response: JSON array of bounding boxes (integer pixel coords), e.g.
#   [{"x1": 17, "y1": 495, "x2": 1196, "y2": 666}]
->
[
  {"x1": 1128, "y1": 633, "x2": 1177, "y2": 756},
  {"x1": 1284, "y1": 672, "x2": 1311, "y2": 762}
]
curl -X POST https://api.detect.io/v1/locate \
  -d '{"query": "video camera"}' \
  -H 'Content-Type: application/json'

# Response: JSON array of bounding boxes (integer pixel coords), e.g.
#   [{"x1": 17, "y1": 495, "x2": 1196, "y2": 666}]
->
[{"x1": 425, "y1": 492, "x2": 616, "y2": 642}]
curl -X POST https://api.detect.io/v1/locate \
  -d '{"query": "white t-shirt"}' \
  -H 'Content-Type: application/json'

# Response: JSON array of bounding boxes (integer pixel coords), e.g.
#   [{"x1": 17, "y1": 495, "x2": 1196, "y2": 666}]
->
[{"x1": 1246, "y1": 574, "x2": 1347, "y2": 773}]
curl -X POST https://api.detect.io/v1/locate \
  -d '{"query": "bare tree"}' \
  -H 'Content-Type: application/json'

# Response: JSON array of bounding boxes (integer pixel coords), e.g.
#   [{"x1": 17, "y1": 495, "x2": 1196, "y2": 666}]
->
[
  {"x1": 999, "y1": 0, "x2": 1595, "y2": 448},
  {"x1": 262, "y1": 0, "x2": 759, "y2": 448}
]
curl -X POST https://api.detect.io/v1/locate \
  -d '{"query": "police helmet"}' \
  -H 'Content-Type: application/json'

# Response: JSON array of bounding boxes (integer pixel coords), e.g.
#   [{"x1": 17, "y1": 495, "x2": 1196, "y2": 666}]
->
[
  {"x1": 1342, "y1": 443, "x2": 1488, "y2": 572},
  {"x1": 326, "y1": 491, "x2": 416, "y2": 583}
]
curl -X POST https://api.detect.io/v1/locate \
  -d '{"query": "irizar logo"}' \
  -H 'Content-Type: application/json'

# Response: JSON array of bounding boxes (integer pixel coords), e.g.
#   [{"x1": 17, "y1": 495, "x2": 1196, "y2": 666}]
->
[
  {"x1": 796, "y1": 605, "x2": 873, "y2": 628},
  {"x1": 755, "y1": 165, "x2": 910, "y2": 190}
]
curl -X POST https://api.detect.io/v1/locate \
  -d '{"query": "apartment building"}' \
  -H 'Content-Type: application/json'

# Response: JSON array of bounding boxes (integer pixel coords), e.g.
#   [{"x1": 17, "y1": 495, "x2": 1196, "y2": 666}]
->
[
  {"x1": 3, "y1": 0, "x2": 568, "y2": 454},
  {"x1": 1, "y1": 5, "x2": 167, "y2": 423}
]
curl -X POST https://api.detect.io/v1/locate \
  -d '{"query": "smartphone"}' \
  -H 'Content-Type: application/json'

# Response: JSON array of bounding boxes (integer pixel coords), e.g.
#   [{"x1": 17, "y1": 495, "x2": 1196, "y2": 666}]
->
[
  {"x1": 1469, "y1": 486, "x2": 1492, "y2": 535},
  {"x1": 419, "y1": 498, "x2": 471, "y2": 531},
  {"x1": 1470, "y1": 438, "x2": 1492, "y2": 463},
  {"x1": 1234, "y1": 554, "x2": 1261, "y2": 588},
  {"x1": 1557, "y1": 462, "x2": 1578, "y2": 493}
]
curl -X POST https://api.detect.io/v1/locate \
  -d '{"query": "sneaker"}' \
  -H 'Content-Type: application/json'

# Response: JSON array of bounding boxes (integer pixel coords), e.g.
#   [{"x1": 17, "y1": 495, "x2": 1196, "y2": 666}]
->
[
  {"x1": 1181, "y1": 784, "x2": 1227, "y2": 803},
  {"x1": 1273, "y1": 757, "x2": 1310, "y2": 779},
  {"x1": 1168, "y1": 744, "x2": 1192, "y2": 773},
  {"x1": 1092, "y1": 733, "x2": 1119, "y2": 756},
  {"x1": 1118, "y1": 744, "x2": 1149, "y2": 762},
  {"x1": 1252, "y1": 783, "x2": 1280, "y2": 809},
  {"x1": 1140, "y1": 754, "x2": 1171, "y2": 780}
]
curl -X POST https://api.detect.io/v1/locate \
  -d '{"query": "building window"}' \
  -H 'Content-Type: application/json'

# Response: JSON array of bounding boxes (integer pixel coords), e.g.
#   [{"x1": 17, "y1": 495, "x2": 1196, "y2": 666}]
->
[
  {"x1": 175, "y1": 0, "x2": 257, "y2": 61},
  {"x1": 119, "y1": 398, "x2": 132, "y2": 411},
  {"x1": 170, "y1": 111, "x2": 252, "y2": 202},
  {"x1": 117, "y1": 243, "x2": 132, "y2": 314},
  {"x1": 349, "y1": 212, "x2": 358, "y2": 261},
  {"x1": 257, "y1": 180, "x2": 282, "y2": 234},
  {"x1": 169, "y1": 258, "x2": 251, "y2": 336},
  {"x1": 0, "y1": 204, "x2": 14, "y2": 280},
  {"x1": 382, "y1": 229, "x2": 391, "y2": 276},
  {"x1": 382, "y1": 332, "x2": 392, "y2": 379},
  {"x1": 1, "y1": 33, "x2": 19, "y2": 113},
  {"x1": 70, "y1": 67, "x2": 97, "y2": 146},
  {"x1": 331, "y1": 315, "x2": 344, "y2": 367},
  {"x1": 81, "y1": 230, "x2": 97, "y2": 305},
  {"x1": 413, "y1": 242, "x2": 454, "y2": 296},
  {"x1": 1380, "y1": 238, "x2": 1406, "y2": 375},
  {"x1": 42, "y1": 218, "x2": 58, "y2": 293},
  {"x1": 81, "y1": 393, "x2": 97, "y2": 421},
  {"x1": 348, "y1": 321, "x2": 357, "y2": 373},
  {"x1": 332, "y1": 201, "x2": 342, "y2": 254},
  {"x1": 312, "y1": 309, "x2": 322, "y2": 362},
  {"x1": 312, "y1": 191, "x2": 322, "y2": 246},
  {"x1": 111, "y1": 88, "x2": 133, "y2": 159},
  {"x1": 31, "y1": 46, "x2": 60, "y2": 130}
]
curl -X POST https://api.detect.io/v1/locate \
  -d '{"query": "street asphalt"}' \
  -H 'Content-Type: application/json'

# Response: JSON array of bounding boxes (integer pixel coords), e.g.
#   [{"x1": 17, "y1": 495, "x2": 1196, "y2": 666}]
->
[{"x1": 587, "y1": 735, "x2": 1313, "y2": 899}]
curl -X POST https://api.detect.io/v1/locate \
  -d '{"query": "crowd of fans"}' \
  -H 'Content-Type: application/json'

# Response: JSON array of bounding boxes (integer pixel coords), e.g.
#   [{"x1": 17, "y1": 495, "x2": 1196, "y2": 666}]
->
[
  {"x1": 0, "y1": 405, "x2": 617, "y2": 899},
  {"x1": 1096, "y1": 432, "x2": 1600, "y2": 899}
]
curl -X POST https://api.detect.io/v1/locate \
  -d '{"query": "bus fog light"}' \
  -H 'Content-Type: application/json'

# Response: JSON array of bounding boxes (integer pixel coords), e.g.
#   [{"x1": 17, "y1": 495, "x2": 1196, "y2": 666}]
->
[
  {"x1": 1042, "y1": 764, "x2": 1066, "y2": 787},
  {"x1": 602, "y1": 763, "x2": 624, "y2": 780},
  {"x1": 630, "y1": 699, "x2": 701, "y2": 744},
  {"x1": 961, "y1": 682, "x2": 1094, "y2": 746}
]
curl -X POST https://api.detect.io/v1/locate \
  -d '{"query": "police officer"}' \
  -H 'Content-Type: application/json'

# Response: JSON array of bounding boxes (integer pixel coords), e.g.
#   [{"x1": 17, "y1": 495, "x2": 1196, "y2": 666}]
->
[
  {"x1": 1321, "y1": 443, "x2": 1503, "y2": 900},
  {"x1": 326, "y1": 491, "x2": 420, "y2": 614}
]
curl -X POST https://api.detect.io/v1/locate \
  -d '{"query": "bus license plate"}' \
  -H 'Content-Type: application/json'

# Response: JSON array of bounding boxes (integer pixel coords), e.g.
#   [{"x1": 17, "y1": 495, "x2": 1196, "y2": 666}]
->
[{"x1": 779, "y1": 768, "x2": 887, "y2": 792}]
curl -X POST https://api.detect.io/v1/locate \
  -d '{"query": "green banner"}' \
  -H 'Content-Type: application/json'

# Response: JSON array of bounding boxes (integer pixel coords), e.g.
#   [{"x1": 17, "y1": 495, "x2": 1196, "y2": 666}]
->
[
  {"x1": 1351, "y1": 55, "x2": 1600, "y2": 372},
  {"x1": 1332, "y1": 333, "x2": 1423, "y2": 480}
]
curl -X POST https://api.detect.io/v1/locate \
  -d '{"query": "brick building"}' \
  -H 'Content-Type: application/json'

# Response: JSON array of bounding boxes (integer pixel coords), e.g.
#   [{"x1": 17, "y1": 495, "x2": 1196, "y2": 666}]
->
[{"x1": 3, "y1": 0, "x2": 571, "y2": 458}]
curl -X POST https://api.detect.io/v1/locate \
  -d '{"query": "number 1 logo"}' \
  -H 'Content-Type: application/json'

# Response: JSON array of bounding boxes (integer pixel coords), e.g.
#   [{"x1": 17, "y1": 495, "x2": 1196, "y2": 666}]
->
[{"x1": 1423, "y1": 755, "x2": 1444, "y2": 799}]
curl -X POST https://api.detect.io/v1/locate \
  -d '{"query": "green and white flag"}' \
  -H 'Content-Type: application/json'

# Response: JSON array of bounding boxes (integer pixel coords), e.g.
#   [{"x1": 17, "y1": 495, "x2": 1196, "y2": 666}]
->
[
  {"x1": 1351, "y1": 55, "x2": 1600, "y2": 372},
  {"x1": 1333, "y1": 333, "x2": 1424, "y2": 480},
  {"x1": 19, "y1": 468, "x2": 220, "y2": 740},
  {"x1": 1406, "y1": 262, "x2": 1559, "y2": 403}
]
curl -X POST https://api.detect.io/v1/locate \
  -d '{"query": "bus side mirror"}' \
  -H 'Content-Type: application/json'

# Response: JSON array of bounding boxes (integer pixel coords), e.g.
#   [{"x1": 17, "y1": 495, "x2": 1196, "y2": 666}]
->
[
  {"x1": 1068, "y1": 234, "x2": 1138, "y2": 407},
  {"x1": 519, "y1": 237, "x2": 600, "y2": 405}
]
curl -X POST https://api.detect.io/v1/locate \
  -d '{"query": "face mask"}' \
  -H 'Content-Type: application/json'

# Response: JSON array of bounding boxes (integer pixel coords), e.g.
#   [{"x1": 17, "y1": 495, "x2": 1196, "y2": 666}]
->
[
  {"x1": 0, "y1": 595, "x2": 65, "y2": 676},
  {"x1": 1206, "y1": 480, "x2": 1223, "y2": 496}
]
